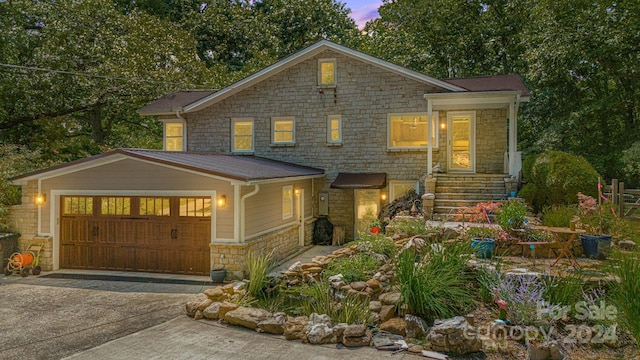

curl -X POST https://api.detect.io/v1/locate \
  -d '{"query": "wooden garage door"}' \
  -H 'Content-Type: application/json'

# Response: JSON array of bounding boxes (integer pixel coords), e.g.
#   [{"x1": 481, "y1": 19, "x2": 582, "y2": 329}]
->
[{"x1": 60, "y1": 196, "x2": 211, "y2": 275}]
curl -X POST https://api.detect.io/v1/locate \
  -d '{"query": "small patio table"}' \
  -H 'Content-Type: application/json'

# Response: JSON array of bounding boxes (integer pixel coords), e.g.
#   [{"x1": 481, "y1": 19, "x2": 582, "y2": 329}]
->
[{"x1": 530, "y1": 226, "x2": 586, "y2": 268}]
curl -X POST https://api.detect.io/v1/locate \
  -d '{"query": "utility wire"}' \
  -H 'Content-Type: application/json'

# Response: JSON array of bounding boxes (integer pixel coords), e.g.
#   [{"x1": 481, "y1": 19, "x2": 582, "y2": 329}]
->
[{"x1": 0, "y1": 62, "x2": 216, "y2": 89}]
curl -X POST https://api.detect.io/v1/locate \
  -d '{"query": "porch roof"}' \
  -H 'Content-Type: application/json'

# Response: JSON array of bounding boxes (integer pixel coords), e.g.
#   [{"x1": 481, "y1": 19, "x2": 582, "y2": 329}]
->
[{"x1": 330, "y1": 173, "x2": 387, "y2": 189}]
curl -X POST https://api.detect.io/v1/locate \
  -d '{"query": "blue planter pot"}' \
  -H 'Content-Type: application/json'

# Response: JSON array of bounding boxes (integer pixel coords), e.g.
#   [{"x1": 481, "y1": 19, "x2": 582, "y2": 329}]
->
[
  {"x1": 581, "y1": 234, "x2": 612, "y2": 260},
  {"x1": 210, "y1": 269, "x2": 227, "y2": 283},
  {"x1": 471, "y1": 238, "x2": 495, "y2": 259}
]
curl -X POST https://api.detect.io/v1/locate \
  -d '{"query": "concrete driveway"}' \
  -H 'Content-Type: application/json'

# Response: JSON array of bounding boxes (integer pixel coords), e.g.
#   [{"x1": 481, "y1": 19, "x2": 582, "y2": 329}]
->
[{"x1": 0, "y1": 273, "x2": 205, "y2": 360}]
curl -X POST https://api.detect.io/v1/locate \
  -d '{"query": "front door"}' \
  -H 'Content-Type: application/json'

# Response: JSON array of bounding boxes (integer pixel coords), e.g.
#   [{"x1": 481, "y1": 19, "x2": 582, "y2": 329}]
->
[
  {"x1": 447, "y1": 111, "x2": 476, "y2": 172},
  {"x1": 354, "y1": 189, "x2": 380, "y2": 237}
]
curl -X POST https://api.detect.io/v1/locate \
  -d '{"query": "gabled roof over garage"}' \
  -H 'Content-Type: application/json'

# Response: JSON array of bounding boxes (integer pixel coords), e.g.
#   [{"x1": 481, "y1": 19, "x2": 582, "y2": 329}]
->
[{"x1": 11, "y1": 149, "x2": 324, "y2": 184}]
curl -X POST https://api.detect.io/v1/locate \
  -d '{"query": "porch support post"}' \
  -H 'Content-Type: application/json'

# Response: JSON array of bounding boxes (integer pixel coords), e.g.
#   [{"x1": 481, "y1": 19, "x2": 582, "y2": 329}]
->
[
  {"x1": 508, "y1": 96, "x2": 518, "y2": 177},
  {"x1": 427, "y1": 99, "x2": 433, "y2": 176},
  {"x1": 233, "y1": 184, "x2": 241, "y2": 242}
]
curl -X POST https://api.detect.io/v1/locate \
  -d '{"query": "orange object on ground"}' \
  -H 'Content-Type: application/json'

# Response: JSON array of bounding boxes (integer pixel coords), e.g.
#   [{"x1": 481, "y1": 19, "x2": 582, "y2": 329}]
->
[{"x1": 13, "y1": 253, "x2": 34, "y2": 267}]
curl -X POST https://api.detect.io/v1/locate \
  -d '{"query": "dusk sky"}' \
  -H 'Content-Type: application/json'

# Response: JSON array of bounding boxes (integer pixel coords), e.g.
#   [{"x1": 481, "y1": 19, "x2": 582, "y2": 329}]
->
[{"x1": 343, "y1": 0, "x2": 382, "y2": 29}]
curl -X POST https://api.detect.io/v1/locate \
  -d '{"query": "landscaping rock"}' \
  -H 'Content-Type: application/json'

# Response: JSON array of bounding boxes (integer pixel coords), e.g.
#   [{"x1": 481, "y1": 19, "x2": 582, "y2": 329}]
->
[
  {"x1": 350, "y1": 281, "x2": 367, "y2": 291},
  {"x1": 203, "y1": 287, "x2": 226, "y2": 301},
  {"x1": 379, "y1": 305, "x2": 396, "y2": 322},
  {"x1": 332, "y1": 323, "x2": 348, "y2": 343},
  {"x1": 343, "y1": 324, "x2": 366, "y2": 338},
  {"x1": 380, "y1": 317, "x2": 407, "y2": 336},
  {"x1": 202, "y1": 302, "x2": 222, "y2": 320},
  {"x1": 328, "y1": 274, "x2": 345, "y2": 288},
  {"x1": 343, "y1": 331, "x2": 371, "y2": 347},
  {"x1": 287, "y1": 261, "x2": 302, "y2": 272},
  {"x1": 197, "y1": 298, "x2": 213, "y2": 311},
  {"x1": 369, "y1": 300, "x2": 382, "y2": 313},
  {"x1": 405, "y1": 314, "x2": 429, "y2": 339},
  {"x1": 408, "y1": 345, "x2": 424, "y2": 353},
  {"x1": 224, "y1": 306, "x2": 273, "y2": 330},
  {"x1": 426, "y1": 316, "x2": 481, "y2": 355},
  {"x1": 366, "y1": 278, "x2": 381, "y2": 291},
  {"x1": 284, "y1": 316, "x2": 309, "y2": 341},
  {"x1": 222, "y1": 283, "x2": 235, "y2": 295},
  {"x1": 306, "y1": 313, "x2": 335, "y2": 344},
  {"x1": 194, "y1": 310, "x2": 204, "y2": 320},
  {"x1": 526, "y1": 340, "x2": 564, "y2": 360},
  {"x1": 217, "y1": 301, "x2": 239, "y2": 319},
  {"x1": 257, "y1": 312, "x2": 287, "y2": 334},
  {"x1": 185, "y1": 294, "x2": 209, "y2": 317},
  {"x1": 618, "y1": 240, "x2": 637, "y2": 250},
  {"x1": 379, "y1": 291, "x2": 401, "y2": 305}
]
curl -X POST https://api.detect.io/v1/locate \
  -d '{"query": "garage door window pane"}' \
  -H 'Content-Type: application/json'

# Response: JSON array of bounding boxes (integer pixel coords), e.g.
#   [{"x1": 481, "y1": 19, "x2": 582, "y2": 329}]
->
[
  {"x1": 139, "y1": 197, "x2": 170, "y2": 216},
  {"x1": 180, "y1": 198, "x2": 212, "y2": 217},
  {"x1": 63, "y1": 196, "x2": 94, "y2": 215},
  {"x1": 101, "y1": 197, "x2": 131, "y2": 215}
]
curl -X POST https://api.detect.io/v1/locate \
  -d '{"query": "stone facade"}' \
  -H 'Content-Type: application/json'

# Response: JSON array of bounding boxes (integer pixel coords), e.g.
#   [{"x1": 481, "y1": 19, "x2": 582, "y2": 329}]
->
[
  {"x1": 184, "y1": 50, "x2": 509, "y2": 239},
  {"x1": 210, "y1": 221, "x2": 308, "y2": 279}
]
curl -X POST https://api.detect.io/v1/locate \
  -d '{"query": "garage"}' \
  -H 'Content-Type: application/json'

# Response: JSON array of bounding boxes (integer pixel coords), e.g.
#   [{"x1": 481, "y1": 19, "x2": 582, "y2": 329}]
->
[{"x1": 59, "y1": 195, "x2": 212, "y2": 275}]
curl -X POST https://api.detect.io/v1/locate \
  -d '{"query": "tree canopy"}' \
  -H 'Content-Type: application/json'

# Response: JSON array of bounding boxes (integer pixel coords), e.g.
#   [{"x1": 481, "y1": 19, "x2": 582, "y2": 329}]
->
[{"x1": 1, "y1": 0, "x2": 638, "y2": 185}]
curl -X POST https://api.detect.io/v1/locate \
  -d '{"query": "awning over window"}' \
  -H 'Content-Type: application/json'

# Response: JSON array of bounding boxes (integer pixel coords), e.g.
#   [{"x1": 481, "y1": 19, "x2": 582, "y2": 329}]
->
[{"x1": 330, "y1": 173, "x2": 387, "y2": 189}]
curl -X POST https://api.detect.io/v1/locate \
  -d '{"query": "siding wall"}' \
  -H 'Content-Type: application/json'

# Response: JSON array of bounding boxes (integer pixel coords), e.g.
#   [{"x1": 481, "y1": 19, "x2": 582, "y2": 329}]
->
[{"x1": 40, "y1": 158, "x2": 236, "y2": 239}]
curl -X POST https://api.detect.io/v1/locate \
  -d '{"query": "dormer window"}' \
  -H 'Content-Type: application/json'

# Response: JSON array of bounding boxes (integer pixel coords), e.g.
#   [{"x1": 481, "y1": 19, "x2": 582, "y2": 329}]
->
[
  {"x1": 318, "y1": 59, "x2": 336, "y2": 87},
  {"x1": 164, "y1": 121, "x2": 185, "y2": 151}
]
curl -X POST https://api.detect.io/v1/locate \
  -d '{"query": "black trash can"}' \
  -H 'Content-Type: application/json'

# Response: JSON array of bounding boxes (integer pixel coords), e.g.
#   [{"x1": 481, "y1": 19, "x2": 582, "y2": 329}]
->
[{"x1": 0, "y1": 233, "x2": 20, "y2": 271}]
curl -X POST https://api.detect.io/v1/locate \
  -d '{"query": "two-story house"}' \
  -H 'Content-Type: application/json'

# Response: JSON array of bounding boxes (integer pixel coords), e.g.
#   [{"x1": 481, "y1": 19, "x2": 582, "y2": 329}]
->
[{"x1": 10, "y1": 41, "x2": 528, "y2": 278}]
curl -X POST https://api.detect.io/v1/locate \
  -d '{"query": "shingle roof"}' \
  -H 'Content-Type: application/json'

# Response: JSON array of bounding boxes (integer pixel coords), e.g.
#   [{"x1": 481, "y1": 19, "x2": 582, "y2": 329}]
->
[
  {"x1": 11, "y1": 149, "x2": 324, "y2": 183},
  {"x1": 137, "y1": 90, "x2": 217, "y2": 115},
  {"x1": 442, "y1": 74, "x2": 529, "y2": 98}
]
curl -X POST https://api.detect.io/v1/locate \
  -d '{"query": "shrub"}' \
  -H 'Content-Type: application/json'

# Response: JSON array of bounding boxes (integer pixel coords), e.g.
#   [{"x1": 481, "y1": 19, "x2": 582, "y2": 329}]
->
[
  {"x1": 496, "y1": 200, "x2": 528, "y2": 230},
  {"x1": 353, "y1": 233, "x2": 396, "y2": 258},
  {"x1": 392, "y1": 217, "x2": 429, "y2": 237},
  {"x1": 246, "y1": 250, "x2": 275, "y2": 299},
  {"x1": 299, "y1": 280, "x2": 372, "y2": 324},
  {"x1": 621, "y1": 141, "x2": 640, "y2": 187},
  {"x1": 397, "y1": 241, "x2": 475, "y2": 323},
  {"x1": 324, "y1": 253, "x2": 380, "y2": 283},
  {"x1": 607, "y1": 252, "x2": 640, "y2": 343},
  {"x1": 542, "y1": 205, "x2": 577, "y2": 227},
  {"x1": 454, "y1": 201, "x2": 502, "y2": 223},
  {"x1": 519, "y1": 150, "x2": 600, "y2": 212},
  {"x1": 465, "y1": 226, "x2": 498, "y2": 239}
]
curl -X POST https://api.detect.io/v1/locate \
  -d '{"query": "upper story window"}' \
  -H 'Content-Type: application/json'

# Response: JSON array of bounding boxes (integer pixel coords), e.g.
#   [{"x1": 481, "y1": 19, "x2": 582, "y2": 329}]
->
[
  {"x1": 164, "y1": 122, "x2": 185, "y2": 151},
  {"x1": 271, "y1": 117, "x2": 295, "y2": 145},
  {"x1": 318, "y1": 59, "x2": 336, "y2": 87},
  {"x1": 327, "y1": 115, "x2": 342, "y2": 145},
  {"x1": 387, "y1": 112, "x2": 439, "y2": 150},
  {"x1": 232, "y1": 118, "x2": 254, "y2": 153}
]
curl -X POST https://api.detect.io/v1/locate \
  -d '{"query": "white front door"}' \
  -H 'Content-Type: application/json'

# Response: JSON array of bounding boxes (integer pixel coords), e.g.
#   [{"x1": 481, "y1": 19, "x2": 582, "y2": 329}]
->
[
  {"x1": 447, "y1": 111, "x2": 476, "y2": 173},
  {"x1": 354, "y1": 189, "x2": 380, "y2": 238}
]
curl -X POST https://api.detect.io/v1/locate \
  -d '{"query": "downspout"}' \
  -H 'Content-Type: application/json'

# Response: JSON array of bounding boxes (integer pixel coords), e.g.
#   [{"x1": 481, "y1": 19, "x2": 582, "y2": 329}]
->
[{"x1": 240, "y1": 184, "x2": 260, "y2": 242}]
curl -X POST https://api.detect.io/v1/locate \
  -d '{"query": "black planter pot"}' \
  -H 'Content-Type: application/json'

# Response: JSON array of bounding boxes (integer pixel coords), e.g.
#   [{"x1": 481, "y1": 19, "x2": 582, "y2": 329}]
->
[{"x1": 210, "y1": 269, "x2": 227, "y2": 283}]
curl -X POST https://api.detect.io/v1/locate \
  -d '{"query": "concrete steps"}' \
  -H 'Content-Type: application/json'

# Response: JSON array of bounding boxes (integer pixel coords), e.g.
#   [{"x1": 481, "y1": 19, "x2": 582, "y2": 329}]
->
[{"x1": 433, "y1": 174, "x2": 508, "y2": 215}]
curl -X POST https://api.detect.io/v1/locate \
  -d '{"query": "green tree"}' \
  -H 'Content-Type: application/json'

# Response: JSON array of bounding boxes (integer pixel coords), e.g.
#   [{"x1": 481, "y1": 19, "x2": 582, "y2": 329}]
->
[{"x1": 0, "y1": 0, "x2": 209, "y2": 158}]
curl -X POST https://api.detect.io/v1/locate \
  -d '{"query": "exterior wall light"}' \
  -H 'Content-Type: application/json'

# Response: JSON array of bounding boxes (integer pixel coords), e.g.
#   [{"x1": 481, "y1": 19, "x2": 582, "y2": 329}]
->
[
  {"x1": 35, "y1": 194, "x2": 46, "y2": 205},
  {"x1": 217, "y1": 195, "x2": 226, "y2": 208},
  {"x1": 294, "y1": 188, "x2": 300, "y2": 195},
  {"x1": 381, "y1": 193, "x2": 387, "y2": 201},
  {"x1": 440, "y1": 122, "x2": 446, "y2": 129}
]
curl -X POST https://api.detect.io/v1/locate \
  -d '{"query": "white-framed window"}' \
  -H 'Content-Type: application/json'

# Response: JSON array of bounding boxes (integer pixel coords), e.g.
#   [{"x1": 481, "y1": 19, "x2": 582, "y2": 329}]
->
[
  {"x1": 232, "y1": 118, "x2": 254, "y2": 153},
  {"x1": 387, "y1": 112, "x2": 439, "y2": 150},
  {"x1": 327, "y1": 115, "x2": 342, "y2": 144},
  {"x1": 282, "y1": 185, "x2": 293, "y2": 219},
  {"x1": 271, "y1": 117, "x2": 295, "y2": 145},
  {"x1": 389, "y1": 180, "x2": 419, "y2": 201},
  {"x1": 164, "y1": 122, "x2": 185, "y2": 151},
  {"x1": 318, "y1": 58, "x2": 336, "y2": 86}
]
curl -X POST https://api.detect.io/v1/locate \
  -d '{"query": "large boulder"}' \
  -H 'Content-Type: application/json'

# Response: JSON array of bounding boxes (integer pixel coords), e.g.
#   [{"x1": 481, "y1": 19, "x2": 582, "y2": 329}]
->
[
  {"x1": 224, "y1": 307, "x2": 273, "y2": 330},
  {"x1": 306, "y1": 313, "x2": 335, "y2": 344},
  {"x1": 379, "y1": 292, "x2": 401, "y2": 306},
  {"x1": 257, "y1": 312, "x2": 287, "y2": 335},
  {"x1": 203, "y1": 302, "x2": 223, "y2": 320},
  {"x1": 284, "y1": 316, "x2": 309, "y2": 341},
  {"x1": 380, "y1": 317, "x2": 407, "y2": 337},
  {"x1": 426, "y1": 316, "x2": 482, "y2": 355}
]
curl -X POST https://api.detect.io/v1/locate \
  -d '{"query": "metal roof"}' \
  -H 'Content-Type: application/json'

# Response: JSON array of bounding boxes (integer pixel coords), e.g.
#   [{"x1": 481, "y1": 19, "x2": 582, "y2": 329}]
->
[{"x1": 11, "y1": 149, "x2": 324, "y2": 183}]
